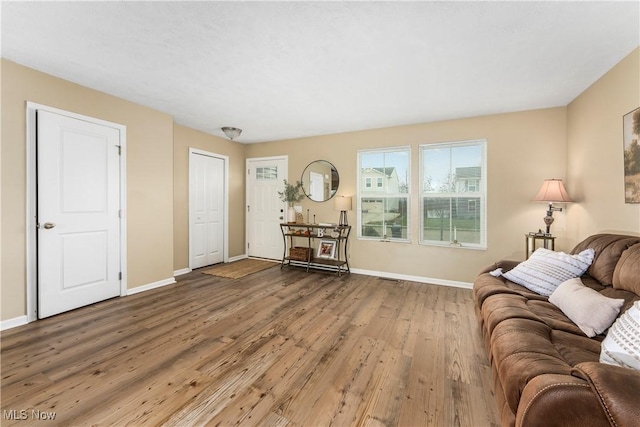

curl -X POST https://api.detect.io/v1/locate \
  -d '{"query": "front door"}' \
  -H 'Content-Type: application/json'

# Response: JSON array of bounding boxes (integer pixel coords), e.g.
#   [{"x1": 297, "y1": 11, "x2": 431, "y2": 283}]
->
[
  {"x1": 246, "y1": 157, "x2": 287, "y2": 260},
  {"x1": 37, "y1": 110, "x2": 122, "y2": 318},
  {"x1": 190, "y1": 151, "x2": 225, "y2": 269}
]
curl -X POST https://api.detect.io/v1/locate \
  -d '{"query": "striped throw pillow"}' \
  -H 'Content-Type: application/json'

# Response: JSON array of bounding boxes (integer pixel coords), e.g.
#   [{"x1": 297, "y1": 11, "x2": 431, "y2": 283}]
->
[
  {"x1": 503, "y1": 248, "x2": 595, "y2": 296},
  {"x1": 600, "y1": 301, "x2": 640, "y2": 370}
]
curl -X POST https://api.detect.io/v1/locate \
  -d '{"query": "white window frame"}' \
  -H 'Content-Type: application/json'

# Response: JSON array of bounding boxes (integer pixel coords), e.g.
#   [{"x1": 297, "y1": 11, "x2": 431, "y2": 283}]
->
[
  {"x1": 357, "y1": 146, "x2": 411, "y2": 242},
  {"x1": 419, "y1": 139, "x2": 487, "y2": 249}
]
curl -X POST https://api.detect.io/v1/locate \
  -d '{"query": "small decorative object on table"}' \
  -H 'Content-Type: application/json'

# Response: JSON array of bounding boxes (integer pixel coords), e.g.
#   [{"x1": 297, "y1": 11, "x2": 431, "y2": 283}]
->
[{"x1": 317, "y1": 240, "x2": 336, "y2": 259}]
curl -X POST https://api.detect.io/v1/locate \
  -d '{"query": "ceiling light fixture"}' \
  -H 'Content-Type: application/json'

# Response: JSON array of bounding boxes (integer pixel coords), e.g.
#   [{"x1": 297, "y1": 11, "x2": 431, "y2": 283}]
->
[{"x1": 221, "y1": 127, "x2": 242, "y2": 140}]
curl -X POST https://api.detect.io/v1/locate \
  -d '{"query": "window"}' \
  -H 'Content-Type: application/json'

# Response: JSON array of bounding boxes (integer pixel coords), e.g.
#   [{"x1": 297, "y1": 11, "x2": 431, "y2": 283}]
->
[
  {"x1": 420, "y1": 139, "x2": 486, "y2": 248},
  {"x1": 357, "y1": 147, "x2": 410, "y2": 241},
  {"x1": 256, "y1": 166, "x2": 278, "y2": 180}
]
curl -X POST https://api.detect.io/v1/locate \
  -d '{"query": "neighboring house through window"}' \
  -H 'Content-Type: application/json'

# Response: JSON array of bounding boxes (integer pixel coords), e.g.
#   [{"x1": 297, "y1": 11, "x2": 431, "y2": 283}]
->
[
  {"x1": 357, "y1": 147, "x2": 410, "y2": 241},
  {"x1": 420, "y1": 139, "x2": 487, "y2": 248}
]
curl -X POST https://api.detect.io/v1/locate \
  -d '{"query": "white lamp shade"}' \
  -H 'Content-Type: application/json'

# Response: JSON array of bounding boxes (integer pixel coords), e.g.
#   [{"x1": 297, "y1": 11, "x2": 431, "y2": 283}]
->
[
  {"x1": 532, "y1": 179, "x2": 572, "y2": 203},
  {"x1": 334, "y1": 196, "x2": 352, "y2": 211}
]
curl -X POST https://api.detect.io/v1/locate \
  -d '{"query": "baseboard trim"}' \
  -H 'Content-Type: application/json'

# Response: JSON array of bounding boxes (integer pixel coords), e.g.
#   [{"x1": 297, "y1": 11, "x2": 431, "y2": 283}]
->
[
  {"x1": 127, "y1": 277, "x2": 177, "y2": 296},
  {"x1": 350, "y1": 268, "x2": 473, "y2": 289},
  {"x1": 2, "y1": 278, "x2": 179, "y2": 330},
  {"x1": 1, "y1": 315, "x2": 29, "y2": 331},
  {"x1": 228, "y1": 254, "x2": 248, "y2": 263},
  {"x1": 173, "y1": 268, "x2": 192, "y2": 277}
]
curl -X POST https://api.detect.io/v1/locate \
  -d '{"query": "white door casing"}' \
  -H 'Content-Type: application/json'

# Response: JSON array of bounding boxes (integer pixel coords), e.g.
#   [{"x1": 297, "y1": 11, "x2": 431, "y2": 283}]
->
[
  {"x1": 246, "y1": 156, "x2": 287, "y2": 260},
  {"x1": 26, "y1": 102, "x2": 127, "y2": 322},
  {"x1": 189, "y1": 149, "x2": 228, "y2": 269},
  {"x1": 36, "y1": 109, "x2": 122, "y2": 318}
]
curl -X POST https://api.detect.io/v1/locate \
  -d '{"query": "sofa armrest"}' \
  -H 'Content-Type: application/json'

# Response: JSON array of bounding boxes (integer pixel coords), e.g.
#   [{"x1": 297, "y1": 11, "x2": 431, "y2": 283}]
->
[
  {"x1": 516, "y1": 374, "x2": 610, "y2": 427},
  {"x1": 478, "y1": 259, "x2": 521, "y2": 275},
  {"x1": 573, "y1": 362, "x2": 640, "y2": 427}
]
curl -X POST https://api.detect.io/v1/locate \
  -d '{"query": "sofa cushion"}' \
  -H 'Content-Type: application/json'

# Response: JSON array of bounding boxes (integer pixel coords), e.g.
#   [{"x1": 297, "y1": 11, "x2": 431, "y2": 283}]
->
[
  {"x1": 613, "y1": 243, "x2": 640, "y2": 295},
  {"x1": 600, "y1": 301, "x2": 640, "y2": 370},
  {"x1": 571, "y1": 234, "x2": 640, "y2": 286},
  {"x1": 526, "y1": 299, "x2": 588, "y2": 337},
  {"x1": 552, "y1": 330, "x2": 601, "y2": 366},
  {"x1": 490, "y1": 318, "x2": 574, "y2": 413},
  {"x1": 502, "y1": 248, "x2": 594, "y2": 296},
  {"x1": 549, "y1": 277, "x2": 624, "y2": 337}
]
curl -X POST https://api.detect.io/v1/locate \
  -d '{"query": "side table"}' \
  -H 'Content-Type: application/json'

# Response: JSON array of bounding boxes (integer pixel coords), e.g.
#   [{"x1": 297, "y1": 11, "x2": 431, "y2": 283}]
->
[{"x1": 525, "y1": 234, "x2": 555, "y2": 259}]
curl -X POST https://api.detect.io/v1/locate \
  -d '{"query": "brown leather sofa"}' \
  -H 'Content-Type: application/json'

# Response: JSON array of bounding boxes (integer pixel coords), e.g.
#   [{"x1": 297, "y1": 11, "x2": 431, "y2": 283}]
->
[{"x1": 473, "y1": 234, "x2": 640, "y2": 427}]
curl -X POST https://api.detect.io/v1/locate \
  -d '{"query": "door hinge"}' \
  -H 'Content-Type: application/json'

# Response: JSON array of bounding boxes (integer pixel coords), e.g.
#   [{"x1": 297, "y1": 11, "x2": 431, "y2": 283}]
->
[
  {"x1": 118, "y1": 209, "x2": 122, "y2": 218},
  {"x1": 118, "y1": 272, "x2": 122, "y2": 280},
  {"x1": 247, "y1": 242, "x2": 250, "y2": 249},
  {"x1": 247, "y1": 205, "x2": 250, "y2": 212},
  {"x1": 116, "y1": 145, "x2": 121, "y2": 155}
]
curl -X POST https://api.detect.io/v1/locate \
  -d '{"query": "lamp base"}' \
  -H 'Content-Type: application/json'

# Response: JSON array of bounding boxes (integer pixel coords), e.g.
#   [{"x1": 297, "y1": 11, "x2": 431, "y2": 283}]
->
[
  {"x1": 543, "y1": 203, "x2": 562, "y2": 234},
  {"x1": 543, "y1": 215, "x2": 554, "y2": 234},
  {"x1": 339, "y1": 211, "x2": 348, "y2": 226}
]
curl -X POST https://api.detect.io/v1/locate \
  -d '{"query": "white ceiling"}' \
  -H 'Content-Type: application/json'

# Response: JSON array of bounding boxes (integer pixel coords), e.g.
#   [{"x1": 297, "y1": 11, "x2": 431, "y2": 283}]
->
[{"x1": 2, "y1": 1, "x2": 639, "y2": 143}]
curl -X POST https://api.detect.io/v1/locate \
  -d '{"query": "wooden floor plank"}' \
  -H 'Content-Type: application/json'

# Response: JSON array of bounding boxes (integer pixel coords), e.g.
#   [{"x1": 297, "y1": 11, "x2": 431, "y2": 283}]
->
[{"x1": 1, "y1": 268, "x2": 498, "y2": 426}]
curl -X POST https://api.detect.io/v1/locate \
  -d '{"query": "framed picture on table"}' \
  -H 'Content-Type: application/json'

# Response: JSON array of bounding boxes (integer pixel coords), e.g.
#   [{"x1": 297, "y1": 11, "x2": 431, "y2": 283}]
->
[{"x1": 317, "y1": 240, "x2": 336, "y2": 259}]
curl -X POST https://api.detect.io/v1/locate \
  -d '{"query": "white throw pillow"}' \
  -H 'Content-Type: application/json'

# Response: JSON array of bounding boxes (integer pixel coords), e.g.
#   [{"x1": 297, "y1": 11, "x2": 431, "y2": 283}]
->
[
  {"x1": 600, "y1": 301, "x2": 640, "y2": 370},
  {"x1": 549, "y1": 278, "x2": 624, "y2": 337},
  {"x1": 502, "y1": 248, "x2": 595, "y2": 296}
]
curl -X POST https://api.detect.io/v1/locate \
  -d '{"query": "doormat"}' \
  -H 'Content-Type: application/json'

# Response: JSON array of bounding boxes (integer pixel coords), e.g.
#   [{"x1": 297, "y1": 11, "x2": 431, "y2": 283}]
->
[{"x1": 201, "y1": 259, "x2": 278, "y2": 279}]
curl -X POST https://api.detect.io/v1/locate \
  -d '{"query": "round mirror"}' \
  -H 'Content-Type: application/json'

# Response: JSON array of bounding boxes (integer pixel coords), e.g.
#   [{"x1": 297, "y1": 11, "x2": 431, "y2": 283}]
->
[{"x1": 301, "y1": 160, "x2": 339, "y2": 202}]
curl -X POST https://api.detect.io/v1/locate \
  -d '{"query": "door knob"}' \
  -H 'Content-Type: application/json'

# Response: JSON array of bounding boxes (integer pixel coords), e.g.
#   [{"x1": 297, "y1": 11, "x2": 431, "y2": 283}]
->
[{"x1": 43, "y1": 222, "x2": 56, "y2": 229}]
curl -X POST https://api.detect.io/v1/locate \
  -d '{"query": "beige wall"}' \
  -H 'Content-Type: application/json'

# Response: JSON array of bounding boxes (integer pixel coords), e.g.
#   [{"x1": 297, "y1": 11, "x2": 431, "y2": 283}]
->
[
  {"x1": 173, "y1": 125, "x2": 246, "y2": 271},
  {"x1": 246, "y1": 108, "x2": 568, "y2": 283},
  {"x1": 2, "y1": 47, "x2": 637, "y2": 322},
  {"x1": 566, "y1": 47, "x2": 640, "y2": 245},
  {"x1": 1, "y1": 59, "x2": 174, "y2": 321}
]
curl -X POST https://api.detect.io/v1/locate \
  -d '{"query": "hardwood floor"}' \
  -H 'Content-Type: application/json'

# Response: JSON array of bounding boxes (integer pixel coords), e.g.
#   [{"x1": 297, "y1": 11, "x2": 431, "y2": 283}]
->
[{"x1": 1, "y1": 266, "x2": 499, "y2": 426}]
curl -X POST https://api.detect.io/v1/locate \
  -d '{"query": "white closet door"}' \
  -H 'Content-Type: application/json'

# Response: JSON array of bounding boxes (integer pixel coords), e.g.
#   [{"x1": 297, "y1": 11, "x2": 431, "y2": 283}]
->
[
  {"x1": 37, "y1": 110, "x2": 121, "y2": 318},
  {"x1": 190, "y1": 152, "x2": 224, "y2": 268}
]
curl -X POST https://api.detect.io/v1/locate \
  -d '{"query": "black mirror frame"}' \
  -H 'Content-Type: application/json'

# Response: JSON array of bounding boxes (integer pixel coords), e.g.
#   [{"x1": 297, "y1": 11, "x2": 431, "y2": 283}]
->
[{"x1": 301, "y1": 160, "x2": 339, "y2": 202}]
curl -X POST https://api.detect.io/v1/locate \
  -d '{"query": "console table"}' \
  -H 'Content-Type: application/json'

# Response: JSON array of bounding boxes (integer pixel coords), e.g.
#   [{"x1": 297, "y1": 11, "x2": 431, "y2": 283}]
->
[{"x1": 280, "y1": 223, "x2": 351, "y2": 275}]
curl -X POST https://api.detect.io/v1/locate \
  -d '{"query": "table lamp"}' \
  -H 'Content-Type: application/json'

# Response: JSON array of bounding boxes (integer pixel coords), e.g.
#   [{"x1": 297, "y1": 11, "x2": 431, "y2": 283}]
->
[
  {"x1": 334, "y1": 196, "x2": 352, "y2": 226},
  {"x1": 532, "y1": 179, "x2": 572, "y2": 235}
]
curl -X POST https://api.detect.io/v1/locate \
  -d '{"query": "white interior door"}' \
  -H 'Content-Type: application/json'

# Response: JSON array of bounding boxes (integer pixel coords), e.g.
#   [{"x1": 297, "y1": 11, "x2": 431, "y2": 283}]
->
[
  {"x1": 190, "y1": 152, "x2": 225, "y2": 269},
  {"x1": 309, "y1": 171, "x2": 324, "y2": 201},
  {"x1": 37, "y1": 110, "x2": 121, "y2": 319},
  {"x1": 246, "y1": 157, "x2": 287, "y2": 260}
]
